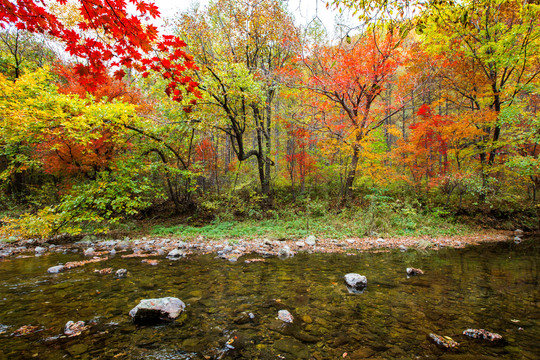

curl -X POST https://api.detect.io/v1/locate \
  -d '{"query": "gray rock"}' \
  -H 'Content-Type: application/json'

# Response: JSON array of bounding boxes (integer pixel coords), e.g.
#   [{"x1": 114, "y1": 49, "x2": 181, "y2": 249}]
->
[
  {"x1": 399, "y1": 245, "x2": 408, "y2": 252},
  {"x1": 514, "y1": 229, "x2": 524, "y2": 235},
  {"x1": 109, "y1": 249, "x2": 116, "y2": 256},
  {"x1": 129, "y1": 297, "x2": 185, "y2": 324},
  {"x1": 346, "y1": 239, "x2": 356, "y2": 244},
  {"x1": 47, "y1": 265, "x2": 64, "y2": 274},
  {"x1": 305, "y1": 235, "x2": 317, "y2": 246},
  {"x1": 279, "y1": 246, "x2": 294, "y2": 257},
  {"x1": 344, "y1": 273, "x2": 367, "y2": 293},
  {"x1": 463, "y1": 328, "x2": 502, "y2": 342},
  {"x1": 99, "y1": 240, "x2": 118, "y2": 247},
  {"x1": 117, "y1": 241, "x2": 130, "y2": 249},
  {"x1": 176, "y1": 241, "x2": 187, "y2": 248},
  {"x1": 83, "y1": 248, "x2": 95, "y2": 256},
  {"x1": 34, "y1": 246, "x2": 47, "y2": 254},
  {"x1": 167, "y1": 249, "x2": 185, "y2": 259},
  {"x1": 295, "y1": 241, "x2": 305, "y2": 247},
  {"x1": 406, "y1": 267, "x2": 424, "y2": 276},
  {"x1": 115, "y1": 269, "x2": 127, "y2": 278},
  {"x1": 514, "y1": 236, "x2": 522, "y2": 244},
  {"x1": 64, "y1": 320, "x2": 88, "y2": 336},
  {"x1": 376, "y1": 238, "x2": 386, "y2": 244},
  {"x1": 277, "y1": 309, "x2": 294, "y2": 323},
  {"x1": 143, "y1": 245, "x2": 154, "y2": 252}
]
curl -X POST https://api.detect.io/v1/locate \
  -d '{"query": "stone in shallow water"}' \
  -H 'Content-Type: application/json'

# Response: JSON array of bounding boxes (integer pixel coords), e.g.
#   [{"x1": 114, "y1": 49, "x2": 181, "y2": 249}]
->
[
  {"x1": 47, "y1": 265, "x2": 64, "y2": 274},
  {"x1": 115, "y1": 269, "x2": 127, "y2": 278},
  {"x1": 429, "y1": 333, "x2": 459, "y2": 348},
  {"x1": 279, "y1": 246, "x2": 294, "y2": 257},
  {"x1": 406, "y1": 267, "x2": 424, "y2": 276},
  {"x1": 34, "y1": 246, "x2": 47, "y2": 255},
  {"x1": 129, "y1": 297, "x2": 185, "y2": 324},
  {"x1": 273, "y1": 338, "x2": 309, "y2": 359},
  {"x1": 463, "y1": 328, "x2": 502, "y2": 342},
  {"x1": 277, "y1": 309, "x2": 294, "y2": 323},
  {"x1": 64, "y1": 320, "x2": 88, "y2": 337},
  {"x1": 344, "y1": 273, "x2": 367, "y2": 293}
]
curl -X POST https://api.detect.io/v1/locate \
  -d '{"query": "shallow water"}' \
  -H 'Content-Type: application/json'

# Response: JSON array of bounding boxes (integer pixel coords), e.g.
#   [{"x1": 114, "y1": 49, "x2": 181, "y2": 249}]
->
[{"x1": 0, "y1": 239, "x2": 539, "y2": 359}]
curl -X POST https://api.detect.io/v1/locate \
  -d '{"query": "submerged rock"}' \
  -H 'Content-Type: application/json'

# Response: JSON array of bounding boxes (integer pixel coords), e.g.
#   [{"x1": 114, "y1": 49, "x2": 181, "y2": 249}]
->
[
  {"x1": 129, "y1": 297, "x2": 185, "y2": 324},
  {"x1": 64, "y1": 321, "x2": 88, "y2": 337},
  {"x1": 429, "y1": 333, "x2": 459, "y2": 348},
  {"x1": 406, "y1": 267, "x2": 424, "y2": 276},
  {"x1": 344, "y1": 273, "x2": 367, "y2": 293},
  {"x1": 463, "y1": 328, "x2": 502, "y2": 342},
  {"x1": 115, "y1": 269, "x2": 128, "y2": 278},
  {"x1": 94, "y1": 268, "x2": 112, "y2": 274},
  {"x1": 47, "y1": 265, "x2": 64, "y2": 274},
  {"x1": 277, "y1": 309, "x2": 294, "y2": 323},
  {"x1": 83, "y1": 248, "x2": 95, "y2": 256}
]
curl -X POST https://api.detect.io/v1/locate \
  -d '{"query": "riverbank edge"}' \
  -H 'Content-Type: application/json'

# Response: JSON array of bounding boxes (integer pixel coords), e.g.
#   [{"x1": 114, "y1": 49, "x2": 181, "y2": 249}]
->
[{"x1": 0, "y1": 229, "x2": 525, "y2": 261}]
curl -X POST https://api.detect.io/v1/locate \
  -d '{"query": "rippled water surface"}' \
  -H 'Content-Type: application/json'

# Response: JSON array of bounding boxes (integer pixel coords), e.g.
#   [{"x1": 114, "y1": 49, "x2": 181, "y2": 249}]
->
[{"x1": 0, "y1": 238, "x2": 539, "y2": 359}]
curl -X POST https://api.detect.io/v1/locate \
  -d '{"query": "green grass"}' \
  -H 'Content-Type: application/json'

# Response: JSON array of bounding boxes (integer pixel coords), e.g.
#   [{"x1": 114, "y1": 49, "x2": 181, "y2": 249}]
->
[{"x1": 148, "y1": 208, "x2": 472, "y2": 240}]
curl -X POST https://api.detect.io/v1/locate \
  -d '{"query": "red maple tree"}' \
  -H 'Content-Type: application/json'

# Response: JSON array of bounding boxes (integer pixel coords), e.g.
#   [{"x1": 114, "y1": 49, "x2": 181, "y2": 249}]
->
[{"x1": 0, "y1": 0, "x2": 201, "y2": 104}]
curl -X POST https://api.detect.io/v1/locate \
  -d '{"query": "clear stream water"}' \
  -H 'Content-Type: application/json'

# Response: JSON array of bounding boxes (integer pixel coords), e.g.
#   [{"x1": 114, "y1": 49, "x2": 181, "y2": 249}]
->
[{"x1": 0, "y1": 238, "x2": 538, "y2": 359}]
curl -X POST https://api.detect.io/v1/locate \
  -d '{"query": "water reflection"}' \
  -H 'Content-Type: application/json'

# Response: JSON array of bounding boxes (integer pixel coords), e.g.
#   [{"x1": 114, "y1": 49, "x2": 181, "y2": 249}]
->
[{"x1": 0, "y1": 239, "x2": 538, "y2": 359}]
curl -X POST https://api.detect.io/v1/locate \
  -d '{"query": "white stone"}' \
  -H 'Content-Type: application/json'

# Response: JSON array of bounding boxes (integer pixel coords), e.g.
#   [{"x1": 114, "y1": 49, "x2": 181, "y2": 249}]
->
[
  {"x1": 277, "y1": 309, "x2": 294, "y2": 323},
  {"x1": 305, "y1": 235, "x2": 317, "y2": 246}
]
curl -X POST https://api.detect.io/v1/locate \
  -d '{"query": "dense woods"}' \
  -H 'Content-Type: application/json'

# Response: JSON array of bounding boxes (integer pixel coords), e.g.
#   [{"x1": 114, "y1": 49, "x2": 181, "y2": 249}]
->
[{"x1": 0, "y1": 0, "x2": 539, "y2": 238}]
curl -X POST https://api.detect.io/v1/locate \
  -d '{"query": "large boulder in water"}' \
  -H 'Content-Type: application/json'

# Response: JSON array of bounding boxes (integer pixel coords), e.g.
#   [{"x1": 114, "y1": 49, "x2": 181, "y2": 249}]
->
[
  {"x1": 129, "y1": 297, "x2": 185, "y2": 324},
  {"x1": 344, "y1": 273, "x2": 367, "y2": 293}
]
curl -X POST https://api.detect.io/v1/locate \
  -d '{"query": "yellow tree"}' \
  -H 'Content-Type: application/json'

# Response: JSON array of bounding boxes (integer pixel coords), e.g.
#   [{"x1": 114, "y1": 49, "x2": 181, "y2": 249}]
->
[{"x1": 174, "y1": 0, "x2": 300, "y2": 196}]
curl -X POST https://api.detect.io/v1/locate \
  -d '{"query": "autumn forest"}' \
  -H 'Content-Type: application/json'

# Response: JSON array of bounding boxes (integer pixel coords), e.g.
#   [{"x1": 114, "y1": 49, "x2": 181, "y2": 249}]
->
[{"x1": 1, "y1": 0, "x2": 539, "y2": 239}]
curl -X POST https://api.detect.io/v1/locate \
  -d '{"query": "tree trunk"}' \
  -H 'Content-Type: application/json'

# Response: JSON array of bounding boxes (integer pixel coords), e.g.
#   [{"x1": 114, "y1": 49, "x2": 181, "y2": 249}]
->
[{"x1": 343, "y1": 145, "x2": 360, "y2": 202}]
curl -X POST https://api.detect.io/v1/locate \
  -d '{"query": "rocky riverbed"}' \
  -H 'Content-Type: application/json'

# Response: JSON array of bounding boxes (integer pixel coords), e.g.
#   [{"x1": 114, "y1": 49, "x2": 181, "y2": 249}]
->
[
  {"x1": 0, "y1": 229, "x2": 517, "y2": 263},
  {"x1": 0, "y1": 233, "x2": 538, "y2": 359}
]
